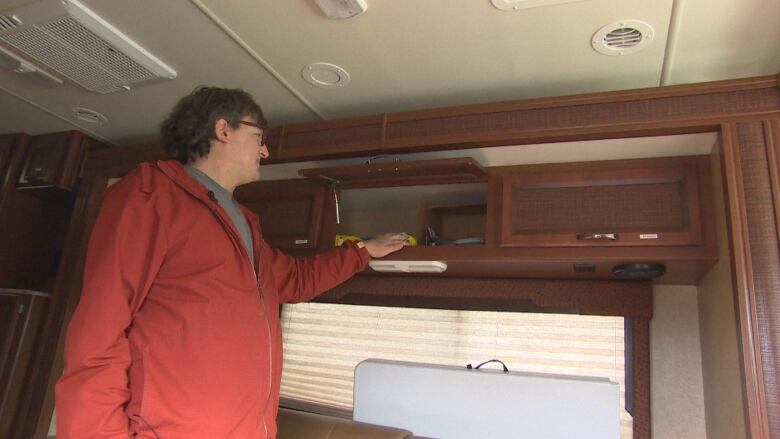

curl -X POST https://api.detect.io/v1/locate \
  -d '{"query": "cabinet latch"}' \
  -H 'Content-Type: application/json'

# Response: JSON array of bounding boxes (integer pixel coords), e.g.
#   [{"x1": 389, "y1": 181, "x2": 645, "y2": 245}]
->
[{"x1": 576, "y1": 233, "x2": 619, "y2": 241}]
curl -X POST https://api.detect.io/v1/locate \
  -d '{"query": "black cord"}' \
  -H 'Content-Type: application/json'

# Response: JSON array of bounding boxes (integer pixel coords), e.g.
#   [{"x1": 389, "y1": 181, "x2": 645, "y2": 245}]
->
[{"x1": 466, "y1": 359, "x2": 509, "y2": 372}]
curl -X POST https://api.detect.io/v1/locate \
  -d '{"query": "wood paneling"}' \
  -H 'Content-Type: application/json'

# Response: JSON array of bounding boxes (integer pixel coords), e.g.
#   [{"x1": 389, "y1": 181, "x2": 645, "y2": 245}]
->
[
  {"x1": 0, "y1": 291, "x2": 48, "y2": 439},
  {"x1": 0, "y1": 135, "x2": 17, "y2": 184},
  {"x1": 0, "y1": 134, "x2": 28, "y2": 217},
  {"x1": 276, "y1": 75, "x2": 780, "y2": 162},
  {"x1": 319, "y1": 276, "x2": 652, "y2": 317},
  {"x1": 631, "y1": 317, "x2": 651, "y2": 439},
  {"x1": 721, "y1": 120, "x2": 778, "y2": 439},
  {"x1": 10, "y1": 175, "x2": 109, "y2": 439}
]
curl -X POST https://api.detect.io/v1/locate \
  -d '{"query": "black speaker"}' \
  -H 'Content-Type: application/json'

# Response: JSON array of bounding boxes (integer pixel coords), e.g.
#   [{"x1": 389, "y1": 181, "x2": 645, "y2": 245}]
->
[{"x1": 612, "y1": 262, "x2": 666, "y2": 280}]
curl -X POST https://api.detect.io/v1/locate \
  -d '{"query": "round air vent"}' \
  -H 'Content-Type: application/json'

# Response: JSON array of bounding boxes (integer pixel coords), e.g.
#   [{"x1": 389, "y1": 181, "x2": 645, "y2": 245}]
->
[
  {"x1": 72, "y1": 107, "x2": 108, "y2": 125},
  {"x1": 592, "y1": 20, "x2": 654, "y2": 56},
  {"x1": 612, "y1": 262, "x2": 666, "y2": 280},
  {"x1": 302, "y1": 62, "x2": 351, "y2": 89}
]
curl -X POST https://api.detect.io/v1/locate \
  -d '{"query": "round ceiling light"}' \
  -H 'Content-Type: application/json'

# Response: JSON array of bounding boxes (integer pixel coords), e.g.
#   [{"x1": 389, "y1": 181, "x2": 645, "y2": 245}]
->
[
  {"x1": 72, "y1": 106, "x2": 108, "y2": 125},
  {"x1": 592, "y1": 20, "x2": 654, "y2": 56},
  {"x1": 302, "y1": 62, "x2": 351, "y2": 89}
]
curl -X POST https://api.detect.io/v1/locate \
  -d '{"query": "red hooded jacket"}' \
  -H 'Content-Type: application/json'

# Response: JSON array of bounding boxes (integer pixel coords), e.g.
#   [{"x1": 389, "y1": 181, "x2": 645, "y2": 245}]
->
[{"x1": 55, "y1": 160, "x2": 370, "y2": 438}]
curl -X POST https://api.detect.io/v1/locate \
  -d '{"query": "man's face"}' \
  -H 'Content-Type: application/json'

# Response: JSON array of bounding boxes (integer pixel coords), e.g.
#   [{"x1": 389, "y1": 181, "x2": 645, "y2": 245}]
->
[{"x1": 232, "y1": 118, "x2": 269, "y2": 184}]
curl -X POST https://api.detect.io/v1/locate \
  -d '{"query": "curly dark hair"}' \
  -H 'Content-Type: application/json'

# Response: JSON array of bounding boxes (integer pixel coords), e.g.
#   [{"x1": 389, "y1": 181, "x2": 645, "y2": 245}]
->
[{"x1": 160, "y1": 86, "x2": 267, "y2": 163}]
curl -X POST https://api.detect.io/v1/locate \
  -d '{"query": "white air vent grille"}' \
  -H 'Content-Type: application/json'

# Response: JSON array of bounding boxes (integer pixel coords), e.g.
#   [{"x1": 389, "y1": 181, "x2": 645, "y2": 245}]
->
[
  {"x1": 0, "y1": 15, "x2": 20, "y2": 31},
  {"x1": 2, "y1": 26, "x2": 127, "y2": 93},
  {"x1": 0, "y1": 0, "x2": 176, "y2": 93},
  {"x1": 43, "y1": 17, "x2": 158, "y2": 84},
  {"x1": 592, "y1": 20, "x2": 654, "y2": 56},
  {"x1": 603, "y1": 28, "x2": 643, "y2": 49}
]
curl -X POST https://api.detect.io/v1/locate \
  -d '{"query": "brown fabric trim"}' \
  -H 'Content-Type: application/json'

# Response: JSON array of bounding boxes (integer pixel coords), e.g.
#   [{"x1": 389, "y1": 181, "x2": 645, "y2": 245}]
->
[
  {"x1": 632, "y1": 317, "x2": 651, "y2": 439},
  {"x1": 318, "y1": 276, "x2": 653, "y2": 318},
  {"x1": 736, "y1": 121, "x2": 780, "y2": 437}
]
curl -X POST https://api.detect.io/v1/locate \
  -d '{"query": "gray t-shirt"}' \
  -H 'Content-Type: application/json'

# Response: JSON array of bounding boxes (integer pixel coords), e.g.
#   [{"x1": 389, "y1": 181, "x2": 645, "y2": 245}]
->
[{"x1": 186, "y1": 165, "x2": 254, "y2": 266}]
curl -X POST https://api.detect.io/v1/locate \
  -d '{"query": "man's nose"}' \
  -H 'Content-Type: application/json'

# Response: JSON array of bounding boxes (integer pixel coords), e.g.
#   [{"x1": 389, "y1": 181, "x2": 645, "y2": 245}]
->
[{"x1": 259, "y1": 144, "x2": 269, "y2": 159}]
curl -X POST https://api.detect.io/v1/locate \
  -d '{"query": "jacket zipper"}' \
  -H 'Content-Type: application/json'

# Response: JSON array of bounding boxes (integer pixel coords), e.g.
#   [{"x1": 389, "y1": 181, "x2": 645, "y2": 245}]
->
[
  {"x1": 203, "y1": 202, "x2": 274, "y2": 438},
  {"x1": 156, "y1": 164, "x2": 274, "y2": 437},
  {"x1": 253, "y1": 251, "x2": 273, "y2": 439}
]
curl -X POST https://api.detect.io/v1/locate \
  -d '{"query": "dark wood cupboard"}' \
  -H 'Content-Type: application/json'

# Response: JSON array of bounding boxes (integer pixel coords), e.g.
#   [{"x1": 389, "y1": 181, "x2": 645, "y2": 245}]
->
[
  {"x1": 0, "y1": 130, "x2": 104, "y2": 438},
  {"x1": 246, "y1": 154, "x2": 716, "y2": 283},
  {"x1": 16, "y1": 131, "x2": 96, "y2": 204},
  {"x1": 0, "y1": 290, "x2": 48, "y2": 439},
  {"x1": 0, "y1": 131, "x2": 103, "y2": 293},
  {"x1": 496, "y1": 160, "x2": 705, "y2": 247},
  {"x1": 235, "y1": 178, "x2": 336, "y2": 249}
]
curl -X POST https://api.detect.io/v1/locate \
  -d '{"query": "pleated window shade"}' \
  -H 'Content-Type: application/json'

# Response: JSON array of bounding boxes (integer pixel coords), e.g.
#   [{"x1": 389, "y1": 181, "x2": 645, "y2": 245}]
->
[{"x1": 280, "y1": 302, "x2": 632, "y2": 438}]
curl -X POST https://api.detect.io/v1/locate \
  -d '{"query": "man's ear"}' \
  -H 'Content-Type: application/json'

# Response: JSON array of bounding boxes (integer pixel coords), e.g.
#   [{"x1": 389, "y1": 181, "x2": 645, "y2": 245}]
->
[{"x1": 213, "y1": 118, "x2": 231, "y2": 143}]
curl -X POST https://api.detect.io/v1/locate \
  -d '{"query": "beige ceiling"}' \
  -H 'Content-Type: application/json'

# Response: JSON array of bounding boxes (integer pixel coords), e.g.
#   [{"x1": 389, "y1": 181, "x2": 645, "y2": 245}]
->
[{"x1": 0, "y1": 0, "x2": 778, "y2": 146}]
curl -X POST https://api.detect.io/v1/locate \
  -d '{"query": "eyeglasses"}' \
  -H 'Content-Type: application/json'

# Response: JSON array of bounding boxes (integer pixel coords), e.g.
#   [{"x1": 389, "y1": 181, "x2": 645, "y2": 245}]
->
[{"x1": 239, "y1": 120, "x2": 268, "y2": 146}]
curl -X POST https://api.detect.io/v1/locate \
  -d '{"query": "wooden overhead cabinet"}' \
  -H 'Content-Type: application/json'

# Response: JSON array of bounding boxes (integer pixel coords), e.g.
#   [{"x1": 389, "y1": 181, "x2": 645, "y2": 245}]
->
[
  {"x1": 16, "y1": 131, "x2": 93, "y2": 196},
  {"x1": 496, "y1": 159, "x2": 705, "y2": 248},
  {"x1": 235, "y1": 179, "x2": 335, "y2": 249}
]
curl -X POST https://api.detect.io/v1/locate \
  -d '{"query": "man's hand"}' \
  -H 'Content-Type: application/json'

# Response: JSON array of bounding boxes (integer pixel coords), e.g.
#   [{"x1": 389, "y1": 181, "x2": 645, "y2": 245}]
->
[{"x1": 363, "y1": 233, "x2": 409, "y2": 258}]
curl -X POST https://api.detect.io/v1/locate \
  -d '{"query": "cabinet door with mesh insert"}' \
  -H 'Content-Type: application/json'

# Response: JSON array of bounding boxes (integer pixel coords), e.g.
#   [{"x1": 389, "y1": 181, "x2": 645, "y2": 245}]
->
[
  {"x1": 235, "y1": 179, "x2": 333, "y2": 249},
  {"x1": 499, "y1": 164, "x2": 704, "y2": 247}
]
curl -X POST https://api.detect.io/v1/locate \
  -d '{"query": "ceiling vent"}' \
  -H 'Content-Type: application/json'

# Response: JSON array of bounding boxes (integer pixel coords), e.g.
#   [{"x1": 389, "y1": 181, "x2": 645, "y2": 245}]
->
[
  {"x1": 0, "y1": 43, "x2": 62, "y2": 85},
  {"x1": 72, "y1": 106, "x2": 108, "y2": 125},
  {"x1": 591, "y1": 20, "x2": 654, "y2": 56},
  {"x1": 302, "y1": 62, "x2": 351, "y2": 89},
  {"x1": 0, "y1": 15, "x2": 21, "y2": 31},
  {"x1": 0, "y1": 0, "x2": 176, "y2": 93}
]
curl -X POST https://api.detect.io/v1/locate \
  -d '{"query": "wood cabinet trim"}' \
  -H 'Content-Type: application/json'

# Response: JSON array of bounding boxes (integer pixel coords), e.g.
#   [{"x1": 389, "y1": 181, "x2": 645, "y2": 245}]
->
[
  {"x1": 84, "y1": 74, "x2": 780, "y2": 174},
  {"x1": 765, "y1": 119, "x2": 780, "y2": 247},
  {"x1": 720, "y1": 122, "x2": 772, "y2": 438}
]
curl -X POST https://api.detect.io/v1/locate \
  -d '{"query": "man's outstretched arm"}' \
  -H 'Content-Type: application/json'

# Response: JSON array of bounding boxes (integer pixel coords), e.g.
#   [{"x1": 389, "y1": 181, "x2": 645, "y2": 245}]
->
[{"x1": 271, "y1": 233, "x2": 408, "y2": 304}]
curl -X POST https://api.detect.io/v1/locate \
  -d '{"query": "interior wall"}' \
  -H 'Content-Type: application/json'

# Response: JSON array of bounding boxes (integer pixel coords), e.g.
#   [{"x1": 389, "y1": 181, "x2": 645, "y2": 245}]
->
[
  {"x1": 695, "y1": 148, "x2": 746, "y2": 439},
  {"x1": 338, "y1": 206, "x2": 420, "y2": 239},
  {"x1": 651, "y1": 284, "x2": 707, "y2": 439}
]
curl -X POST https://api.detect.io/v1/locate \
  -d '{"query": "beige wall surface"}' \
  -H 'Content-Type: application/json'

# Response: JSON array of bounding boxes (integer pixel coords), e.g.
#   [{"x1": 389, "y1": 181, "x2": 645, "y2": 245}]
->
[
  {"x1": 651, "y1": 285, "x2": 707, "y2": 439},
  {"x1": 696, "y1": 150, "x2": 746, "y2": 439}
]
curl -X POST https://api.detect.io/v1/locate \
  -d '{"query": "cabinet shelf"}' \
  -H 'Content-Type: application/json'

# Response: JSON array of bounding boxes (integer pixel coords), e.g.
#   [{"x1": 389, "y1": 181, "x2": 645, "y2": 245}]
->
[{"x1": 359, "y1": 244, "x2": 716, "y2": 284}]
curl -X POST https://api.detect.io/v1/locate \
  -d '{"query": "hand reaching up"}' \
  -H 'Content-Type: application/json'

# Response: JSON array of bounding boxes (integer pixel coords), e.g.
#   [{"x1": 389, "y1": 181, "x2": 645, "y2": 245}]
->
[{"x1": 363, "y1": 233, "x2": 409, "y2": 258}]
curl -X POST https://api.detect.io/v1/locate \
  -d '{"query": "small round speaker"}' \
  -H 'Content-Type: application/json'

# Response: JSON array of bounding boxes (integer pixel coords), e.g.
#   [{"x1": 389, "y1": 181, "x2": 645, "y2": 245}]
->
[{"x1": 612, "y1": 262, "x2": 666, "y2": 280}]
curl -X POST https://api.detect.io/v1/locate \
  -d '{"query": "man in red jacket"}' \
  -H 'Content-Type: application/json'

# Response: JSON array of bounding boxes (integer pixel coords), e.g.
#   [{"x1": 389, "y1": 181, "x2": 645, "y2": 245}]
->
[{"x1": 55, "y1": 87, "x2": 407, "y2": 438}]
